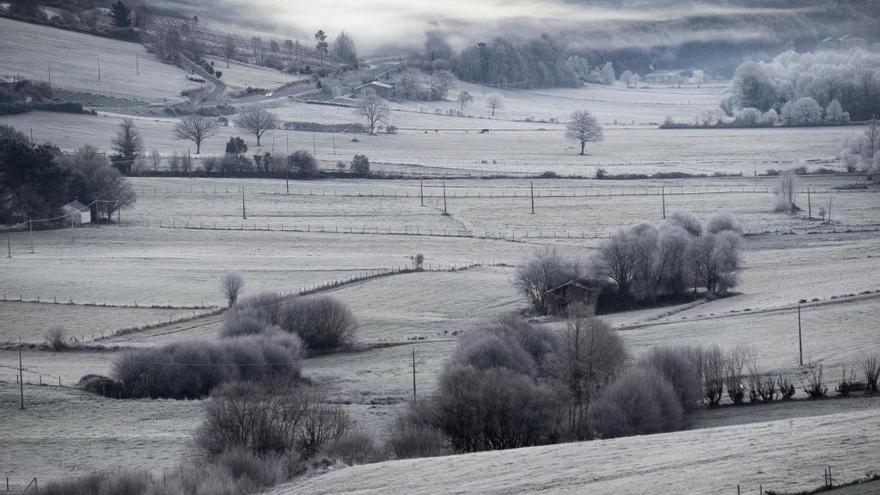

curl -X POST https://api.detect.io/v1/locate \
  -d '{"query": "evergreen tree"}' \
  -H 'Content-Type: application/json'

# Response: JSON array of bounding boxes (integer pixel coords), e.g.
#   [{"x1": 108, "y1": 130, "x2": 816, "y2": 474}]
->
[{"x1": 110, "y1": 1, "x2": 132, "y2": 28}]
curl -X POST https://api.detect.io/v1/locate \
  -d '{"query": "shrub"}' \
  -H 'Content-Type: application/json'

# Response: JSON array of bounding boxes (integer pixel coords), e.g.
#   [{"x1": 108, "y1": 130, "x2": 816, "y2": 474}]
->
[
  {"x1": 835, "y1": 365, "x2": 857, "y2": 397},
  {"x1": 593, "y1": 367, "x2": 683, "y2": 438},
  {"x1": 802, "y1": 364, "x2": 828, "y2": 399},
  {"x1": 699, "y1": 346, "x2": 725, "y2": 406},
  {"x1": 387, "y1": 422, "x2": 450, "y2": 459},
  {"x1": 637, "y1": 346, "x2": 702, "y2": 410},
  {"x1": 725, "y1": 346, "x2": 748, "y2": 404},
  {"x1": 350, "y1": 154, "x2": 370, "y2": 176},
  {"x1": 110, "y1": 333, "x2": 302, "y2": 399},
  {"x1": 44, "y1": 325, "x2": 67, "y2": 350},
  {"x1": 34, "y1": 471, "x2": 151, "y2": 495},
  {"x1": 78, "y1": 374, "x2": 126, "y2": 398},
  {"x1": 234, "y1": 292, "x2": 286, "y2": 326},
  {"x1": 434, "y1": 365, "x2": 557, "y2": 452},
  {"x1": 864, "y1": 357, "x2": 880, "y2": 394},
  {"x1": 278, "y1": 296, "x2": 357, "y2": 352},
  {"x1": 323, "y1": 431, "x2": 381, "y2": 465},
  {"x1": 705, "y1": 212, "x2": 743, "y2": 235},
  {"x1": 220, "y1": 310, "x2": 273, "y2": 338},
  {"x1": 451, "y1": 331, "x2": 537, "y2": 377},
  {"x1": 196, "y1": 380, "x2": 344, "y2": 458},
  {"x1": 212, "y1": 448, "x2": 285, "y2": 487},
  {"x1": 665, "y1": 212, "x2": 702, "y2": 237},
  {"x1": 778, "y1": 376, "x2": 796, "y2": 400}
]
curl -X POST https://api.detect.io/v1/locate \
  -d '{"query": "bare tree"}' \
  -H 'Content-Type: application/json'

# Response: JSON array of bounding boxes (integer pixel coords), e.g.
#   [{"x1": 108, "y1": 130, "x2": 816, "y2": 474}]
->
[
  {"x1": 514, "y1": 249, "x2": 583, "y2": 315},
  {"x1": 773, "y1": 169, "x2": 798, "y2": 212},
  {"x1": 549, "y1": 316, "x2": 627, "y2": 438},
  {"x1": 356, "y1": 94, "x2": 390, "y2": 135},
  {"x1": 235, "y1": 107, "x2": 277, "y2": 146},
  {"x1": 456, "y1": 91, "x2": 473, "y2": 112},
  {"x1": 565, "y1": 110, "x2": 604, "y2": 155},
  {"x1": 149, "y1": 149, "x2": 161, "y2": 171},
  {"x1": 174, "y1": 115, "x2": 219, "y2": 154},
  {"x1": 686, "y1": 231, "x2": 742, "y2": 296},
  {"x1": 221, "y1": 272, "x2": 244, "y2": 307},
  {"x1": 486, "y1": 93, "x2": 503, "y2": 116}
]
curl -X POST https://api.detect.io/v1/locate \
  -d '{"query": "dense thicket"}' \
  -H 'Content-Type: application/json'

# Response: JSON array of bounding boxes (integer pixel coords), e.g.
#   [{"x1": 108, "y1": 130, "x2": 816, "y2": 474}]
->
[
  {"x1": 108, "y1": 333, "x2": 302, "y2": 399},
  {"x1": 722, "y1": 49, "x2": 880, "y2": 121}
]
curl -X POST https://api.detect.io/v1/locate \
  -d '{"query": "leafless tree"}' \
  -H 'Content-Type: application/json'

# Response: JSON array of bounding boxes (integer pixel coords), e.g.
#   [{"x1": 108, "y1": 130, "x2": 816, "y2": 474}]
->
[
  {"x1": 356, "y1": 94, "x2": 390, "y2": 135},
  {"x1": 44, "y1": 326, "x2": 67, "y2": 350},
  {"x1": 235, "y1": 107, "x2": 277, "y2": 146},
  {"x1": 513, "y1": 249, "x2": 583, "y2": 314},
  {"x1": 221, "y1": 272, "x2": 244, "y2": 307},
  {"x1": 486, "y1": 93, "x2": 503, "y2": 116},
  {"x1": 174, "y1": 115, "x2": 219, "y2": 154},
  {"x1": 149, "y1": 149, "x2": 161, "y2": 171},
  {"x1": 773, "y1": 169, "x2": 798, "y2": 212},
  {"x1": 566, "y1": 110, "x2": 604, "y2": 155},
  {"x1": 549, "y1": 316, "x2": 627, "y2": 438},
  {"x1": 456, "y1": 91, "x2": 473, "y2": 112},
  {"x1": 686, "y1": 231, "x2": 742, "y2": 296},
  {"x1": 279, "y1": 296, "x2": 357, "y2": 351}
]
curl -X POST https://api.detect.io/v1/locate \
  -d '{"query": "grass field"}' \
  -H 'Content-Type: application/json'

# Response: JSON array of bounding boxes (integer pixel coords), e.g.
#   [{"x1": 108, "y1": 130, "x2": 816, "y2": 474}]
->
[
  {"x1": 204, "y1": 56, "x2": 305, "y2": 92},
  {"x1": 0, "y1": 18, "x2": 199, "y2": 103},
  {"x1": 273, "y1": 409, "x2": 880, "y2": 495}
]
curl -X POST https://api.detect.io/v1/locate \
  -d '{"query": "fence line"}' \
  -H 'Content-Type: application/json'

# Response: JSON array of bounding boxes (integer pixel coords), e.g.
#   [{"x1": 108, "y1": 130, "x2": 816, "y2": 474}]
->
[
  {"x1": 153, "y1": 219, "x2": 880, "y2": 241},
  {"x1": 130, "y1": 185, "x2": 864, "y2": 198}
]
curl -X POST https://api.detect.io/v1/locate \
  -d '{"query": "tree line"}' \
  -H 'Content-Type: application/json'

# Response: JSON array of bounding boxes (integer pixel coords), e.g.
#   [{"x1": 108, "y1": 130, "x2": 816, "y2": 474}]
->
[{"x1": 0, "y1": 125, "x2": 135, "y2": 225}]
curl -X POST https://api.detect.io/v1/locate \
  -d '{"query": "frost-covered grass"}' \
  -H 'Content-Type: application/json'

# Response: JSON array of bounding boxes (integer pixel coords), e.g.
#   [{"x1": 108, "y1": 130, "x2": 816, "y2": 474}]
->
[
  {"x1": 0, "y1": 383, "x2": 200, "y2": 482},
  {"x1": 0, "y1": 18, "x2": 199, "y2": 103},
  {"x1": 0, "y1": 301, "x2": 209, "y2": 344},
  {"x1": 204, "y1": 56, "x2": 304, "y2": 92},
  {"x1": 272, "y1": 409, "x2": 880, "y2": 495}
]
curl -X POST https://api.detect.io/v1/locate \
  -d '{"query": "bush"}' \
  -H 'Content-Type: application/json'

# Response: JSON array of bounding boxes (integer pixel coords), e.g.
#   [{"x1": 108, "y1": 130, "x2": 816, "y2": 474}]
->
[
  {"x1": 637, "y1": 346, "x2": 702, "y2": 410},
  {"x1": 212, "y1": 448, "x2": 285, "y2": 487},
  {"x1": 778, "y1": 376, "x2": 796, "y2": 400},
  {"x1": 387, "y1": 423, "x2": 450, "y2": 459},
  {"x1": 221, "y1": 273, "x2": 245, "y2": 307},
  {"x1": 350, "y1": 154, "x2": 370, "y2": 177},
  {"x1": 44, "y1": 325, "x2": 67, "y2": 350},
  {"x1": 34, "y1": 471, "x2": 151, "y2": 495},
  {"x1": 110, "y1": 333, "x2": 302, "y2": 399},
  {"x1": 705, "y1": 212, "x2": 743, "y2": 235},
  {"x1": 196, "y1": 380, "x2": 348, "y2": 459},
  {"x1": 433, "y1": 365, "x2": 558, "y2": 451},
  {"x1": 593, "y1": 367, "x2": 683, "y2": 438},
  {"x1": 323, "y1": 431, "x2": 381, "y2": 465},
  {"x1": 78, "y1": 374, "x2": 126, "y2": 398},
  {"x1": 802, "y1": 364, "x2": 828, "y2": 399},
  {"x1": 864, "y1": 357, "x2": 880, "y2": 394},
  {"x1": 279, "y1": 296, "x2": 357, "y2": 352},
  {"x1": 220, "y1": 310, "x2": 274, "y2": 338},
  {"x1": 665, "y1": 212, "x2": 702, "y2": 237},
  {"x1": 697, "y1": 346, "x2": 725, "y2": 406}
]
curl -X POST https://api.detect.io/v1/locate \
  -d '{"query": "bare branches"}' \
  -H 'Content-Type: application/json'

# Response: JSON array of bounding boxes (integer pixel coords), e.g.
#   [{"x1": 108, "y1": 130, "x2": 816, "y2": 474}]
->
[
  {"x1": 174, "y1": 115, "x2": 219, "y2": 154},
  {"x1": 221, "y1": 272, "x2": 244, "y2": 307},
  {"x1": 565, "y1": 110, "x2": 604, "y2": 155},
  {"x1": 355, "y1": 94, "x2": 390, "y2": 135},
  {"x1": 235, "y1": 107, "x2": 277, "y2": 146}
]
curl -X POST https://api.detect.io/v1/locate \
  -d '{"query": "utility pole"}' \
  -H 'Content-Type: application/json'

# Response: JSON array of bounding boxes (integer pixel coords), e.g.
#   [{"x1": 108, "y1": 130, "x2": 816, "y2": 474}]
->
[
  {"x1": 285, "y1": 165, "x2": 290, "y2": 194},
  {"x1": 241, "y1": 187, "x2": 247, "y2": 219},
  {"x1": 807, "y1": 187, "x2": 812, "y2": 219},
  {"x1": 530, "y1": 181, "x2": 535, "y2": 214},
  {"x1": 442, "y1": 181, "x2": 448, "y2": 215},
  {"x1": 19, "y1": 338, "x2": 24, "y2": 409},
  {"x1": 187, "y1": 150, "x2": 193, "y2": 179},
  {"x1": 797, "y1": 304, "x2": 803, "y2": 367},
  {"x1": 97, "y1": 56, "x2": 101, "y2": 82},
  {"x1": 419, "y1": 178, "x2": 424, "y2": 206},
  {"x1": 136, "y1": 54, "x2": 139, "y2": 75},
  {"x1": 6, "y1": 229, "x2": 10, "y2": 258},
  {"x1": 29, "y1": 219, "x2": 34, "y2": 254},
  {"x1": 331, "y1": 135, "x2": 336, "y2": 155},
  {"x1": 412, "y1": 348, "x2": 417, "y2": 404},
  {"x1": 661, "y1": 187, "x2": 666, "y2": 219}
]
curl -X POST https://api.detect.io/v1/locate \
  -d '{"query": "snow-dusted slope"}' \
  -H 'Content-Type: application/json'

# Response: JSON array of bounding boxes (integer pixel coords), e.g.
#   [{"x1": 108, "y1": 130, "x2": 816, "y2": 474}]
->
[{"x1": 273, "y1": 409, "x2": 880, "y2": 495}]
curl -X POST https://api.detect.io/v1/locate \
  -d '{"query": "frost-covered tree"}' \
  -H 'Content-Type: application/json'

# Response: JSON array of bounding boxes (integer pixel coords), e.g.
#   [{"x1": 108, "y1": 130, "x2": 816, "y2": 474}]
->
[
  {"x1": 620, "y1": 70, "x2": 634, "y2": 88},
  {"x1": 333, "y1": 31, "x2": 358, "y2": 66},
  {"x1": 598, "y1": 62, "x2": 615, "y2": 86},
  {"x1": 565, "y1": 110, "x2": 604, "y2": 155},
  {"x1": 174, "y1": 115, "x2": 219, "y2": 154},
  {"x1": 781, "y1": 97, "x2": 823, "y2": 126},
  {"x1": 456, "y1": 91, "x2": 473, "y2": 112},
  {"x1": 486, "y1": 93, "x2": 503, "y2": 116},
  {"x1": 842, "y1": 118, "x2": 880, "y2": 175},
  {"x1": 355, "y1": 94, "x2": 389, "y2": 135},
  {"x1": 235, "y1": 107, "x2": 277, "y2": 146},
  {"x1": 692, "y1": 69, "x2": 705, "y2": 88},
  {"x1": 773, "y1": 169, "x2": 798, "y2": 212},
  {"x1": 221, "y1": 273, "x2": 244, "y2": 307},
  {"x1": 824, "y1": 99, "x2": 850, "y2": 124}
]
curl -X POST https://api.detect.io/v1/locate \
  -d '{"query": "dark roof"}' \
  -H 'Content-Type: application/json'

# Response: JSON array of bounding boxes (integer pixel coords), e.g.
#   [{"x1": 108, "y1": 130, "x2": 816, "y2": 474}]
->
[
  {"x1": 63, "y1": 200, "x2": 89, "y2": 212},
  {"x1": 354, "y1": 80, "x2": 394, "y2": 90},
  {"x1": 546, "y1": 279, "x2": 603, "y2": 294}
]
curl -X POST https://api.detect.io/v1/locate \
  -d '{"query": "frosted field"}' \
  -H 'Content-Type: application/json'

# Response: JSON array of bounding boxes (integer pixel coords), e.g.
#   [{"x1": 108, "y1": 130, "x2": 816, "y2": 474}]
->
[
  {"x1": 0, "y1": 301, "x2": 209, "y2": 344},
  {"x1": 0, "y1": 18, "x2": 200, "y2": 103},
  {"x1": 274, "y1": 409, "x2": 880, "y2": 495},
  {"x1": 123, "y1": 177, "x2": 879, "y2": 238},
  {"x1": 0, "y1": 383, "x2": 201, "y2": 482},
  {"x1": 0, "y1": 225, "x2": 575, "y2": 307},
  {"x1": 204, "y1": 56, "x2": 304, "y2": 92},
  {"x1": 0, "y1": 113, "x2": 856, "y2": 176}
]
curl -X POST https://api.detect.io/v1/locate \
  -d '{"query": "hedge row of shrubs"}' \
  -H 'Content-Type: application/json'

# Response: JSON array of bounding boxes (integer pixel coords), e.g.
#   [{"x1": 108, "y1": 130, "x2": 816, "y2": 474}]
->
[
  {"x1": 79, "y1": 332, "x2": 302, "y2": 399},
  {"x1": 0, "y1": 101, "x2": 93, "y2": 116}
]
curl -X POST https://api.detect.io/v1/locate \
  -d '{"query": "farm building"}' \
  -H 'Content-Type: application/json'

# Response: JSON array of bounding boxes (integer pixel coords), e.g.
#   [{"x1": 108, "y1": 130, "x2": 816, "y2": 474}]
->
[
  {"x1": 62, "y1": 200, "x2": 91, "y2": 225},
  {"x1": 545, "y1": 279, "x2": 602, "y2": 316},
  {"x1": 353, "y1": 81, "x2": 394, "y2": 99}
]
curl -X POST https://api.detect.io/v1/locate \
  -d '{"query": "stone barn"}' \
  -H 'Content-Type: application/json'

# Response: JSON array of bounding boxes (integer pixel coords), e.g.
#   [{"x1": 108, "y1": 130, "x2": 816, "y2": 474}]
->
[
  {"x1": 545, "y1": 279, "x2": 602, "y2": 316},
  {"x1": 62, "y1": 200, "x2": 91, "y2": 225}
]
